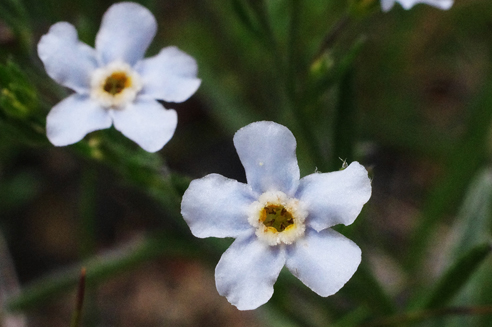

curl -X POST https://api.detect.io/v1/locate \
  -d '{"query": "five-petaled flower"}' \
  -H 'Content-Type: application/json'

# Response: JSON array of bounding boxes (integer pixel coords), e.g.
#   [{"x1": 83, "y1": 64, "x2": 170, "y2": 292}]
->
[
  {"x1": 381, "y1": 0, "x2": 453, "y2": 11},
  {"x1": 38, "y1": 2, "x2": 201, "y2": 152},
  {"x1": 181, "y1": 121, "x2": 372, "y2": 310}
]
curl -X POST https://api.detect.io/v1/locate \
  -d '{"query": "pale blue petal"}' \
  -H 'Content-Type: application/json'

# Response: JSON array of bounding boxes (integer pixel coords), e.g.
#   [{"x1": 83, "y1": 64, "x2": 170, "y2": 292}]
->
[
  {"x1": 181, "y1": 174, "x2": 256, "y2": 238},
  {"x1": 296, "y1": 162, "x2": 371, "y2": 231},
  {"x1": 380, "y1": 0, "x2": 395, "y2": 11},
  {"x1": 215, "y1": 233, "x2": 286, "y2": 310},
  {"x1": 420, "y1": 0, "x2": 453, "y2": 9},
  {"x1": 46, "y1": 94, "x2": 111, "y2": 146},
  {"x1": 286, "y1": 228, "x2": 361, "y2": 297},
  {"x1": 38, "y1": 22, "x2": 97, "y2": 93},
  {"x1": 111, "y1": 99, "x2": 177, "y2": 153},
  {"x1": 386, "y1": 0, "x2": 453, "y2": 10},
  {"x1": 233, "y1": 121, "x2": 300, "y2": 196},
  {"x1": 95, "y1": 2, "x2": 157, "y2": 66},
  {"x1": 137, "y1": 46, "x2": 201, "y2": 102}
]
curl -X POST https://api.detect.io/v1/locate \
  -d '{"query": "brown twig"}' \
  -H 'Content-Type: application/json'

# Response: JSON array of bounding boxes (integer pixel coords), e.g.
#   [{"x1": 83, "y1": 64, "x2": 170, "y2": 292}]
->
[{"x1": 70, "y1": 268, "x2": 86, "y2": 327}]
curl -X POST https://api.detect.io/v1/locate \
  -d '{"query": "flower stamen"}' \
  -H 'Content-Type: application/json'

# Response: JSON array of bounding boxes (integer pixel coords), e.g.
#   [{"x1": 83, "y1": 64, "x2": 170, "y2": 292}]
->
[
  {"x1": 90, "y1": 61, "x2": 142, "y2": 109},
  {"x1": 261, "y1": 205, "x2": 294, "y2": 232},
  {"x1": 248, "y1": 191, "x2": 307, "y2": 246},
  {"x1": 103, "y1": 72, "x2": 131, "y2": 95}
]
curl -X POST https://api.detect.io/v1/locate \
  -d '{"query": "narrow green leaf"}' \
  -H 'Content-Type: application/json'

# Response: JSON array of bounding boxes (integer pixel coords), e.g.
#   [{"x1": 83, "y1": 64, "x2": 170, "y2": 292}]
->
[
  {"x1": 330, "y1": 68, "x2": 356, "y2": 171},
  {"x1": 0, "y1": 0, "x2": 32, "y2": 53},
  {"x1": 421, "y1": 243, "x2": 492, "y2": 310},
  {"x1": 231, "y1": 0, "x2": 262, "y2": 37},
  {"x1": 304, "y1": 36, "x2": 365, "y2": 104},
  {"x1": 332, "y1": 306, "x2": 371, "y2": 327},
  {"x1": 343, "y1": 262, "x2": 398, "y2": 315},
  {"x1": 0, "y1": 60, "x2": 46, "y2": 145},
  {"x1": 438, "y1": 170, "x2": 492, "y2": 327},
  {"x1": 0, "y1": 60, "x2": 39, "y2": 118},
  {"x1": 4, "y1": 233, "x2": 201, "y2": 312},
  {"x1": 406, "y1": 73, "x2": 492, "y2": 272},
  {"x1": 197, "y1": 65, "x2": 263, "y2": 133},
  {"x1": 450, "y1": 169, "x2": 492, "y2": 256}
]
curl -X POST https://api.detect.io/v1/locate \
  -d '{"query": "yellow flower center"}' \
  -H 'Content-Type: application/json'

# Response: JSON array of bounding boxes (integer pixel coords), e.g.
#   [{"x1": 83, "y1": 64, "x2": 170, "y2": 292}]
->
[
  {"x1": 103, "y1": 72, "x2": 131, "y2": 95},
  {"x1": 90, "y1": 61, "x2": 142, "y2": 108},
  {"x1": 261, "y1": 205, "x2": 294, "y2": 232},
  {"x1": 248, "y1": 191, "x2": 307, "y2": 246}
]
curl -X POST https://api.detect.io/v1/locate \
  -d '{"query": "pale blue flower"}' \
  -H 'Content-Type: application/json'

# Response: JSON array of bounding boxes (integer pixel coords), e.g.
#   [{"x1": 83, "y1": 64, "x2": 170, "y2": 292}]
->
[
  {"x1": 38, "y1": 2, "x2": 201, "y2": 152},
  {"x1": 381, "y1": 0, "x2": 453, "y2": 11},
  {"x1": 181, "y1": 121, "x2": 372, "y2": 310}
]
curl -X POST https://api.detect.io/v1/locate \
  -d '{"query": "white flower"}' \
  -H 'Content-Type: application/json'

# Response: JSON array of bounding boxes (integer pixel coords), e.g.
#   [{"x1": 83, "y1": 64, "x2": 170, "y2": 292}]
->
[
  {"x1": 381, "y1": 0, "x2": 453, "y2": 11},
  {"x1": 37, "y1": 2, "x2": 201, "y2": 152},
  {"x1": 181, "y1": 121, "x2": 372, "y2": 310}
]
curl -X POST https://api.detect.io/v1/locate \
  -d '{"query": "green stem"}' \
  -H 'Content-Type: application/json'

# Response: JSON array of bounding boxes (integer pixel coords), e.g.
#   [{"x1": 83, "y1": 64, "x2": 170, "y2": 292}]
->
[
  {"x1": 4, "y1": 232, "x2": 199, "y2": 312},
  {"x1": 79, "y1": 165, "x2": 97, "y2": 259},
  {"x1": 247, "y1": 0, "x2": 288, "y2": 121},
  {"x1": 286, "y1": 0, "x2": 300, "y2": 97},
  {"x1": 289, "y1": 92, "x2": 329, "y2": 171},
  {"x1": 249, "y1": 0, "x2": 283, "y2": 68},
  {"x1": 72, "y1": 135, "x2": 188, "y2": 231},
  {"x1": 330, "y1": 68, "x2": 356, "y2": 170},
  {"x1": 77, "y1": 165, "x2": 99, "y2": 325},
  {"x1": 312, "y1": 14, "x2": 350, "y2": 63},
  {"x1": 285, "y1": 0, "x2": 330, "y2": 171}
]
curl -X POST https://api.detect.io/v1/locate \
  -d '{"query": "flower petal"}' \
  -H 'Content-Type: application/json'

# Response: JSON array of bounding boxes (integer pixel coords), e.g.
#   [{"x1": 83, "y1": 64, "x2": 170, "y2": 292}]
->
[
  {"x1": 416, "y1": 0, "x2": 453, "y2": 10},
  {"x1": 296, "y1": 162, "x2": 371, "y2": 231},
  {"x1": 233, "y1": 121, "x2": 300, "y2": 196},
  {"x1": 181, "y1": 174, "x2": 256, "y2": 238},
  {"x1": 95, "y1": 2, "x2": 157, "y2": 66},
  {"x1": 380, "y1": 0, "x2": 395, "y2": 11},
  {"x1": 286, "y1": 228, "x2": 361, "y2": 297},
  {"x1": 216, "y1": 233, "x2": 286, "y2": 310},
  {"x1": 111, "y1": 99, "x2": 177, "y2": 153},
  {"x1": 137, "y1": 46, "x2": 201, "y2": 103},
  {"x1": 38, "y1": 22, "x2": 98, "y2": 93},
  {"x1": 384, "y1": 0, "x2": 453, "y2": 11},
  {"x1": 46, "y1": 94, "x2": 111, "y2": 146}
]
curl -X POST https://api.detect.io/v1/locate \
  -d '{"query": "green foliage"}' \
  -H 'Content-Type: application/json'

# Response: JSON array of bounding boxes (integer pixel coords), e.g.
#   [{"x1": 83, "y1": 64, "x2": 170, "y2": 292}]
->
[
  {"x1": 2, "y1": 0, "x2": 492, "y2": 326},
  {"x1": 0, "y1": 60, "x2": 46, "y2": 145},
  {"x1": 419, "y1": 243, "x2": 492, "y2": 310},
  {"x1": 0, "y1": 60, "x2": 38, "y2": 119}
]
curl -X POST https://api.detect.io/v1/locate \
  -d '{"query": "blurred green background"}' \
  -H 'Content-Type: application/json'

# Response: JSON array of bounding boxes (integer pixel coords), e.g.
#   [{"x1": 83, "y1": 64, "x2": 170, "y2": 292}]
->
[{"x1": 1, "y1": 0, "x2": 492, "y2": 326}]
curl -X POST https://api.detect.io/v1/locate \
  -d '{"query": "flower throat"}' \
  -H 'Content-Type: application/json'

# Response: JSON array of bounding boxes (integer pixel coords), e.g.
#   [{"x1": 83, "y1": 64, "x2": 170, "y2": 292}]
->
[
  {"x1": 261, "y1": 205, "x2": 294, "y2": 232},
  {"x1": 103, "y1": 72, "x2": 130, "y2": 95}
]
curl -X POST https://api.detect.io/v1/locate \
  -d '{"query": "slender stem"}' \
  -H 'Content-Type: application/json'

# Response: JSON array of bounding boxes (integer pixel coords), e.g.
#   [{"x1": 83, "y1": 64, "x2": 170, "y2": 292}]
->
[
  {"x1": 4, "y1": 232, "x2": 200, "y2": 312},
  {"x1": 77, "y1": 167, "x2": 102, "y2": 327},
  {"x1": 312, "y1": 15, "x2": 350, "y2": 63},
  {"x1": 330, "y1": 68, "x2": 356, "y2": 170},
  {"x1": 250, "y1": 0, "x2": 283, "y2": 66},
  {"x1": 360, "y1": 305, "x2": 492, "y2": 327},
  {"x1": 79, "y1": 165, "x2": 97, "y2": 259},
  {"x1": 284, "y1": 0, "x2": 329, "y2": 171},
  {"x1": 250, "y1": 0, "x2": 287, "y2": 110},
  {"x1": 69, "y1": 268, "x2": 86, "y2": 327},
  {"x1": 286, "y1": 0, "x2": 300, "y2": 97},
  {"x1": 289, "y1": 95, "x2": 329, "y2": 171}
]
